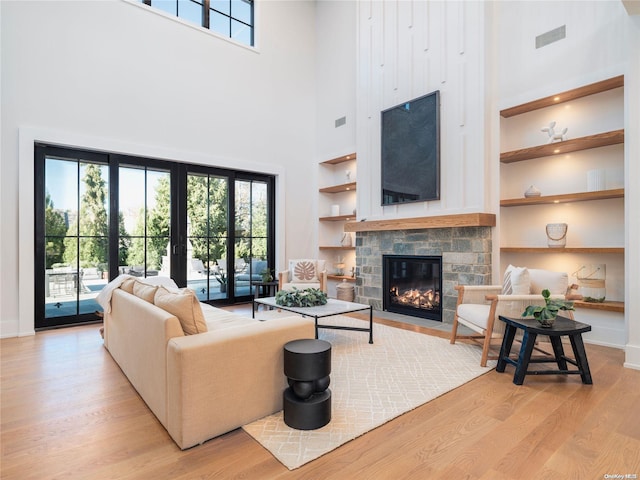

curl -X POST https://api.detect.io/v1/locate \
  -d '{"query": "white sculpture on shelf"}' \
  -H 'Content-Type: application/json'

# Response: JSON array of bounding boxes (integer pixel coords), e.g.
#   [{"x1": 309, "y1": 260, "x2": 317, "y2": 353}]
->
[{"x1": 541, "y1": 121, "x2": 568, "y2": 143}]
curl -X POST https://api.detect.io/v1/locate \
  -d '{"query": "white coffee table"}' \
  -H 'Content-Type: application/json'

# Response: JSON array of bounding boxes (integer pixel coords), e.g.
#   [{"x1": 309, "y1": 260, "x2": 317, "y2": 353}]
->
[{"x1": 252, "y1": 297, "x2": 373, "y2": 344}]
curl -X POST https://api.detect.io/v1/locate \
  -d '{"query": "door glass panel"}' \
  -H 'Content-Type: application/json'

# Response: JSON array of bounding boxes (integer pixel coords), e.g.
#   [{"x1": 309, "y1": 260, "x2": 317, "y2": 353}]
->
[
  {"x1": 187, "y1": 173, "x2": 229, "y2": 301},
  {"x1": 234, "y1": 179, "x2": 270, "y2": 297},
  {"x1": 44, "y1": 159, "x2": 108, "y2": 320},
  {"x1": 119, "y1": 167, "x2": 171, "y2": 279}
]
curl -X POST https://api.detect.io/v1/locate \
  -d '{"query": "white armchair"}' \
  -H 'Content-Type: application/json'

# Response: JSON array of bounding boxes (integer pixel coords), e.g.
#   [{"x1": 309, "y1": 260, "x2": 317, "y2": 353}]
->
[
  {"x1": 450, "y1": 266, "x2": 573, "y2": 367},
  {"x1": 278, "y1": 259, "x2": 328, "y2": 294}
]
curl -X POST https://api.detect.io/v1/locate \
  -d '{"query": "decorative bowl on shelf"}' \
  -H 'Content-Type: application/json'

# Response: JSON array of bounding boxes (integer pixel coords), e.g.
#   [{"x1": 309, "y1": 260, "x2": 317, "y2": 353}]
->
[{"x1": 524, "y1": 185, "x2": 541, "y2": 198}]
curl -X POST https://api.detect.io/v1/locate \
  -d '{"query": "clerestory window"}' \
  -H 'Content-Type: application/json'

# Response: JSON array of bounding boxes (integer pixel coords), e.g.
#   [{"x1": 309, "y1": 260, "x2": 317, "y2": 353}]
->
[{"x1": 140, "y1": 0, "x2": 254, "y2": 47}]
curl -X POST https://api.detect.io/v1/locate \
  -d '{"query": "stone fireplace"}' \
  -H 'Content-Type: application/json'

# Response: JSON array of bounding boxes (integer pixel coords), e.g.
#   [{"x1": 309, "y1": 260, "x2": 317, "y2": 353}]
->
[
  {"x1": 351, "y1": 216, "x2": 494, "y2": 325},
  {"x1": 383, "y1": 255, "x2": 442, "y2": 321}
]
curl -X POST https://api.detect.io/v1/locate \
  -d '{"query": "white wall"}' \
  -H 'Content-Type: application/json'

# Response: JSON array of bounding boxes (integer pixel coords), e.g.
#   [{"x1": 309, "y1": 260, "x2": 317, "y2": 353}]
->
[
  {"x1": 0, "y1": 0, "x2": 317, "y2": 337},
  {"x1": 315, "y1": 0, "x2": 357, "y2": 290},
  {"x1": 316, "y1": 1, "x2": 357, "y2": 161},
  {"x1": 492, "y1": 0, "x2": 640, "y2": 365},
  {"x1": 355, "y1": 1, "x2": 489, "y2": 221}
]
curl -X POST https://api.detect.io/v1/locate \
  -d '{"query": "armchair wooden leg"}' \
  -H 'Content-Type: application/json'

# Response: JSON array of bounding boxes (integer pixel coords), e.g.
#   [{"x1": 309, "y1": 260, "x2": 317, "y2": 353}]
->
[
  {"x1": 450, "y1": 313, "x2": 460, "y2": 344},
  {"x1": 480, "y1": 335, "x2": 491, "y2": 367}
]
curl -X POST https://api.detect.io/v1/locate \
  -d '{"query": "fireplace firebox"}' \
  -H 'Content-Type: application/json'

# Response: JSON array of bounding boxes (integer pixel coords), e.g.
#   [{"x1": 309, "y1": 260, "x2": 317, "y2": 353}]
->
[{"x1": 383, "y1": 255, "x2": 442, "y2": 321}]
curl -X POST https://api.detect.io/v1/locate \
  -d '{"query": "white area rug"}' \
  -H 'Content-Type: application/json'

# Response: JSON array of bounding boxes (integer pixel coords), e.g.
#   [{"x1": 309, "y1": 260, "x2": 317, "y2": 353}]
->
[{"x1": 242, "y1": 315, "x2": 496, "y2": 470}]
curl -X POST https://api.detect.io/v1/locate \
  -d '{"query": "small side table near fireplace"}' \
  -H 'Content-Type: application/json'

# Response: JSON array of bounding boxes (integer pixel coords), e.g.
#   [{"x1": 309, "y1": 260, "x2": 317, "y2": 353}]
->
[{"x1": 496, "y1": 314, "x2": 593, "y2": 386}]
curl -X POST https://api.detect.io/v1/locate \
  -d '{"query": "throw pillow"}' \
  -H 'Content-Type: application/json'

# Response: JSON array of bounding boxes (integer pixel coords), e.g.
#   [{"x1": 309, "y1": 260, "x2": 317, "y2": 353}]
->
[
  {"x1": 529, "y1": 268, "x2": 568, "y2": 295},
  {"x1": 154, "y1": 286, "x2": 207, "y2": 335},
  {"x1": 120, "y1": 275, "x2": 178, "y2": 294},
  {"x1": 121, "y1": 278, "x2": 136, "y2": 294},
  {"x1": 132, "y1": 281, "x2": 158, "y2": 303},
  {"x1": 502, "y1": 265, "x2": 530, "y2": 295},
  {"x1": 290, "y1": 260, "x2": 319, "y2": 283}
]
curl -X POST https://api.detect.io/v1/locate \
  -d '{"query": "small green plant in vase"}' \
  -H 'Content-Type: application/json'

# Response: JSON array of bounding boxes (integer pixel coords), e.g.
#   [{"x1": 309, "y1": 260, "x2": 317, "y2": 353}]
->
[
  {"x1": 261, "y1": 268, "x2": 274, "y2": 282},
  {"x1": 522, "y1": 289, "x2": 575, "y2": 327}
]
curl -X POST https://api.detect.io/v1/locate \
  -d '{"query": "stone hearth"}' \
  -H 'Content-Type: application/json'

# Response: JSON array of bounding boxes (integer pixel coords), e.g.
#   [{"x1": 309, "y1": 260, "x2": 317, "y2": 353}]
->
[{"x1": 355, "y1": 227, "x2": 492, "y2": 324}]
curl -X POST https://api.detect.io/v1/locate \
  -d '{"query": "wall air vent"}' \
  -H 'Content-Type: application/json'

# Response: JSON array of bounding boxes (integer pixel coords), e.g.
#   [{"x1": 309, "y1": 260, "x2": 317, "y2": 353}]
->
[
  {"x1": 335, "y1": 116, "x2": 346, "y2": 128},
  {"x1": 536, "y1": 25, "x2": 566, "y2": 49}
]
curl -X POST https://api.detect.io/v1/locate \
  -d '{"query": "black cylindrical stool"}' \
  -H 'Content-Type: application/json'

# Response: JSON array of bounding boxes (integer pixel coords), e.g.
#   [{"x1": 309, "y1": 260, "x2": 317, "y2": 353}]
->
[{"x1": 283, "y1": 339, "x2": 331, "y2": 430}]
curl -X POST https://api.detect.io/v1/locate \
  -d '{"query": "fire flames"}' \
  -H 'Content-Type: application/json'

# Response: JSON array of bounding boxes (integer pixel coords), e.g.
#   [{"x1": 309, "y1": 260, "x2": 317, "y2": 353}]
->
[{"x1": 390, "y1": 286, "x2": 440, "y2": 310}]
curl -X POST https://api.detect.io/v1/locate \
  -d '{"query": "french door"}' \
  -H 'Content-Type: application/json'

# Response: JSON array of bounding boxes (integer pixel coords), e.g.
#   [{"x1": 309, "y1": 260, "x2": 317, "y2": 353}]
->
[{"x1": 34, "y1": 145, "x2": 275, "y2": 329}]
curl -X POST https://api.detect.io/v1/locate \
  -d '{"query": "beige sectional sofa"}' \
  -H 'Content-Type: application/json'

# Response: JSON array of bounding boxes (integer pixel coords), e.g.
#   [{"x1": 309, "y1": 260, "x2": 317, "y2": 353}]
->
[{"x1": 102, "y1": 280, "x2": 315, "y2": 449}]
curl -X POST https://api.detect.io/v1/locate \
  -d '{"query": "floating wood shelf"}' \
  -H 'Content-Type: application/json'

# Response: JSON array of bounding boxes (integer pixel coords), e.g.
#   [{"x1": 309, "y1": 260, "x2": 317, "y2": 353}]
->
[
  {"x1": 327, "y1": 275, "x2": 356, "y2": 282},
  {"x1": 344, "y1": 213, "x2": 496, "y2": 232},
  {"x1": 574, "y1": 300, "x2": 624, "y2": 313},
  {"x1": 319, "y1": 246, "x2": 355, "y2": 251},
  {"x1": 319, "y1": 182, "x2": 357, "y2": 194},
  {"x1": 500, "y1": 75, "x2": 624, "y2": 117},
  {"x1": 320, "y1": 153, "x2": 357, "y2": 165},
  {"x1": 501, "y1": 247, "x2": 624, "y2": 254},
  {"x1": 500, "y1": 188, "x2": 624, "y2": 207},
  {"x1": 500, "y1": 130, "x2": 624, "y2": 164},
  {"x1": 319, "y1": 214, "x2": 356, "y2": 222}
]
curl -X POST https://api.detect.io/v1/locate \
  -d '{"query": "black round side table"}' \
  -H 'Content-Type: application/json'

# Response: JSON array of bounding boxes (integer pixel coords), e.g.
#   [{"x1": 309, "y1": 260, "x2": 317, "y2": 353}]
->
[{"x1": 283, "y1": 339, "x2": 332, "y2": 430}]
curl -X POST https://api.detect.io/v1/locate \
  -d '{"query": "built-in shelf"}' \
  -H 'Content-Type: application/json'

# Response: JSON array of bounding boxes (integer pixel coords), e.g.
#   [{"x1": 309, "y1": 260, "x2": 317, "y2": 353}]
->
[
  {"x1": 327, "y1": 275, "x2": 356, "y2": 282},
  {"x1": 500, "y1": 129, "x2": 624, "y2": 164},
  {"x1": 574, "y1": 300, "x2": 624, "y2": 313},
  {"x1": 500, "y1": 188, "x2": 624, "y2": 207},
  {"x1": 344, "y1": 213, "x2": 496, "y2": 232},
  {"x1": 499, "y1": 76, "x2": 626, "y2": 322},
  {"x1": 501, "y1": 247, "x2": 624, "y2": 254},
  {"x1": 320, "y1": 152, "x2": 357, "y2": 165},
  {"x1": 319, "y1": 214, "x2": 357, "y2": 222},
  {"x1": 500, "y1": 75, "x2": 624, "y2": 118},
  {"x1": 319, "y1": 182, "x2": 357, "y2": 194},
  {"x1": 319, "y1": 153, "x2": 357, "y2": 289}
]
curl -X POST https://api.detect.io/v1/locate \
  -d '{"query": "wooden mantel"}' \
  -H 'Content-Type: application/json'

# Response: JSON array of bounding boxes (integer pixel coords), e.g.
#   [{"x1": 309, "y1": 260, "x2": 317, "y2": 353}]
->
[{"x1": 344, "y1": 213, "x2": 496, "y2": 232}]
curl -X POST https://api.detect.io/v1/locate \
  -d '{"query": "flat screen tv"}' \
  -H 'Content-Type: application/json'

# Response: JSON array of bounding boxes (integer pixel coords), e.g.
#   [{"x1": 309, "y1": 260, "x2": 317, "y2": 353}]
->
[{"x1": 381, "y1": 90, "x2": 440, "y2": 205}]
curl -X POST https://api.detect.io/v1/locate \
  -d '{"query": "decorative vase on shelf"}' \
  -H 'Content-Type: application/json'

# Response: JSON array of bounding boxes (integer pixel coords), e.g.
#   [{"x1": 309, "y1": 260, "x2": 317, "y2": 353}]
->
[
  {"x1": 524, "y1": 185, "x2": 541, "y2": 198},
  {"x1": 546, "y1": 223, "x2": 567, "y2": 248},
  {"x1": 587, "y1": 169, "x2": 606, "y2": 192},
  {"x1": 574, "y1": 264, "x2": 606, "y2": 303},
  {"x1": 341, "y1": 232, "x2": 352, "y2": 247}
]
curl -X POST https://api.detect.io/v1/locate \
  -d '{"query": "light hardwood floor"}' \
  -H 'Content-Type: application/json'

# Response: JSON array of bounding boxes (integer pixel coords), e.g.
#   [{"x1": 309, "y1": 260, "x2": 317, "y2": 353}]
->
[{"x1": 2, "y1": 306, "x2": 639, "y2": 479}]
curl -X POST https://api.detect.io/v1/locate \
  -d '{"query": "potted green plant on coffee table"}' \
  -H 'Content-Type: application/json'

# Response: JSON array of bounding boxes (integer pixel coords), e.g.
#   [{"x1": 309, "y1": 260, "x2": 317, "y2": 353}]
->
[
  {"x1": 275, "y1": 287, "x2": 327, "y2": 307},
  {"x1": 522, "y1": 289, "x2": 575, "y2": 327}
]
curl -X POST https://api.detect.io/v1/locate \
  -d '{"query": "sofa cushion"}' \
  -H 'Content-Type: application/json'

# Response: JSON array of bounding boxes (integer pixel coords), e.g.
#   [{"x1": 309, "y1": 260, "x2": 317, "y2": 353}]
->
[
  {"x1": 200, "y1": 303, "x2": 255, "y2": 331},
  {"x1": 154, "y1": 286, "x2": 208, "y2": 335},
  {"x1": 120, "y1": 277, "x2": 135, "y2": 294},
  {"x1": 502, "y1": 265, "x2": 530, "y2": 295},
  {"x1": 457, "y1": 303, "x2": 491, "y2": 331},
  {"x1": 529, "y1": 268, "x2": 568, "y2": 295},
  {"x1": 251, "y1": 259, "x2": 268, "y2": 276},
  {"x1": 133, "y1": 281, "x2": 159, "y2": 303},
  {"x1": 121, "y1": 276, "x2": 178, "y2": 295}
]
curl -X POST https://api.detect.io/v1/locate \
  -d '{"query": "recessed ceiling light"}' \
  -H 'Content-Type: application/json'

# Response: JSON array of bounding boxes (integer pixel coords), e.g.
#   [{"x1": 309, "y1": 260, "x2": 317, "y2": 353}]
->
[{"x1": 554, "y1": 96, "x2": 561, "y2": 101}]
